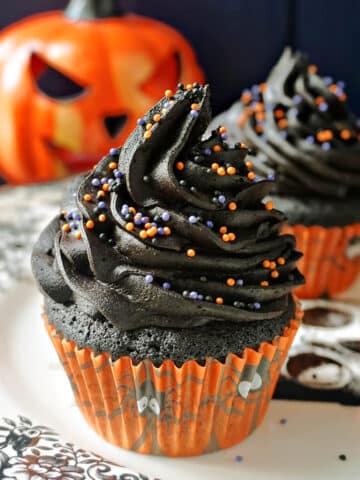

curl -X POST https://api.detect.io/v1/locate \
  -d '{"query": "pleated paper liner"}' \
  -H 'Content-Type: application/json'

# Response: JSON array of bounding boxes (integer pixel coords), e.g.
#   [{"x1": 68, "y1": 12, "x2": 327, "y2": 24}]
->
[
  {"x1": 44, "y1": 308, "x2": 302, "y2": 457},
  {"x1": 283, "y1": 223, "x2": 360, "y2": 299}
]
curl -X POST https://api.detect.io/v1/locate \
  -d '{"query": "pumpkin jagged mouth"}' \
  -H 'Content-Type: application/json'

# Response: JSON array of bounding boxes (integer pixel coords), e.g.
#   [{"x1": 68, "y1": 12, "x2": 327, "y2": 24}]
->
[{"x1": 46, "y1": 139, "x2": 100, "y2": 173}]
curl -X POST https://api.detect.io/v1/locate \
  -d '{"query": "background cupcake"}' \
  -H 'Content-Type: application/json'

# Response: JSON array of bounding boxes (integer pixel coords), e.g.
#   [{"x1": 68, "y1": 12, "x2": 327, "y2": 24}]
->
[
  {"x1": 32, "y1": 84, "x2": 303, "y2": 456},
  {"x1": 210, "y1": 48, "x2": 360, "y2": 299}
]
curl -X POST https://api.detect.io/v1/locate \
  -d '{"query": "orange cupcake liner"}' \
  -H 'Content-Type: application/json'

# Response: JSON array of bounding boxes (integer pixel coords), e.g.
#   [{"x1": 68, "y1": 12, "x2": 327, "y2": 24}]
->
[
  {"x1": 43, "y1": 308, "x2": 302, "y2": 457},
  {"x1": 283, "y1": 223, "x2": 360, "y2": 299}
]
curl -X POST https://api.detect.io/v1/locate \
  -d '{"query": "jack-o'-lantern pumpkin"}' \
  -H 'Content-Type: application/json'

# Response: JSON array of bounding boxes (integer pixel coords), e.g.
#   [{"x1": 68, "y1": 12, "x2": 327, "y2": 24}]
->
[{"x1": 0, "y1": 0, "x2": 204, "y2": 184}]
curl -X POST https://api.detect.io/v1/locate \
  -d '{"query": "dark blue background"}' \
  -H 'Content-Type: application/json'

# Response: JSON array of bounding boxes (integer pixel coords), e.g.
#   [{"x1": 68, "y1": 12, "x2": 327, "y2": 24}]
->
[{"x1": 1, "y1": 0, "x2": 359, "y2": 114}]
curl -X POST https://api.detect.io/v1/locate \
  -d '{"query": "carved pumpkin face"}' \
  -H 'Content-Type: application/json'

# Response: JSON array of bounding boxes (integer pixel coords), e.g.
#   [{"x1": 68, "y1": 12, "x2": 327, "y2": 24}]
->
[{"x1": 0, "y1": 10, "x2": 204, "y2": 184}]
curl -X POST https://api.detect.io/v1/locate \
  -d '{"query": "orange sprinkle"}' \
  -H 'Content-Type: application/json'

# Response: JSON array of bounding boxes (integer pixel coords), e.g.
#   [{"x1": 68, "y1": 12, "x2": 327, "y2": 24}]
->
[
  {"x1": 60, "y1": 210, "x2": 67, "y2": 217},
  {"x1": 278, "y1": 118, "x2": 288, "y2": 129},
  {"x1": 102, "y1": 183, "x2": 110, "y2": 192},
  {"x1": 329, "y1": 84, "x2": 338, "y2": 93},
  {"x1": 213, "y1": 145, "x2": 222, "y2": 152},
  {"x1": 186, "y1": 84, "x2": 193, "y2": 91},
  {"x1": 216, "y1": 297, "x2": 224, "y2": 305},
  {"x1": 129, "y1": 207, "x2": 136, "y2": 214},
  {"x1": 163, "y1": 226, "x2": 171, "y2": 236},
  {"x1": 265, "y1": 200, "x2": 274, "y2": 211},
  {"x1": 211, "y1": 162, "x2": 220, "y2": 171},
  {"x1": 62, "y1": 223, "x2": 70, "y2": 233},
  {"x1": 176, "y1": 161, "x2": 185, "y2": 171},
  {"x1": 339, "y1": 93, "x2": 347, "y2": 101},
  {"x1": 228, "y1": 202, "x2": 237, "y2": 211},
  {"x1": 253, "y1": 102, "x2": 264, "y2": 113},
  {"x1": 255, "y1": 124, "x2": 263, "y2": 133},
  {"x1": 316, "y1": 129, "x2": 333, "y2": 142},
  {"x1": 226, "y1": 277, "x2": 236, "y2": 287},
  {"x1": 222, "y1": 234, "x2": 230, "y2": 242},
  {"x1": 153, "y1": 113, "x2": 161, "y2": 122},
  {"x1": 315, "y1": 96, "x2": 324, "y2": 105},
  {"x1": 227, "y1": 166, "x2": 236, "y2": 175},
  {"x1": 259, "y1": 82, "x2": 267, "y2": 92},
  {"x1": 240, "y1": 142, "x2": 248, "y2": 148},
  {"x1": 308, "y1": 64, "x2": 318, "y2": 74},
  {"x1": 144, "y1": 222, "x2": 152, "y2": 230},
  {"x1": 83, "y1": 193, "x2": 92, "y2": 202},
  {"x1": 277, "y1": 257, "x2": 286, "y2": 265},
  {"x1": 144, "y1": 131, "x2": 152, "y2": 139},
  {"x1": 217, "y1": 167, "x2": 226, "y2": 176},
  {"x1": 219, "y1": 226, "x2": 227, "y2": 234},
  {"x1": 75, "y1": 232, "x2": 82, "y2": 240},
  {"x1": 237, "y1": 113, "x2": 248, "y2": 127},
  {"x1": 165, "y1": 89, "x2": 173, "y2": 98},
  {"x1": 274, "y1": 109, "x2": 285, "y2": 119},
  {"x1": 97, "y1": 190, "x2": 106, "y2": 198},
  {"x1": 147, "y1": 227, "x2": 158, "y2": 237},
  {"x1": 270, "y1": 261, "x2": 277, "y2": 270},
  {"x1": 98, "y1": 214, "x2": 107, "y2": 222},
  {"x1": 262, "y1": 259, "x2": 270, "y2": 268},
  {"x1": 241, "y1": 91, "x2": 252, "y2": 103},
  {"x1": 340, "y1": 129, "x2": 352, "y2": 140},
  {"x1": 245, "y1": 161, "x2": 253, "y2": 169},
  {"x1": 228, "y1": 232, "x2": 236, "y2": 241},
  {"x1": 186, "y1": 248, "x2": 196, "y2": 257},
  {"x1": 191, "y1": 103, "x2": 200, "y2": 111},
  {"x1": 255, "y1": 112, "x2": 265, "y2": 122},
  {"x1": 86, "y1": 220, "x2": 95, "y2": 229},
  {"x1": 261, "y1": 280, "x2": 269, "y2": 287},
  {"x1": 271, "y1": 270, "x2": 279, "y2": 279},
  {"x1": 219, "y1": 126, "x2": 227, "y2": 134},
  {"x1": 248, "y1": 171, "x2": 256, "y2": 181},
  {"x1": 146, "y1": 123, "x2": 153, "y2": 131},
  {"x1": 139, "y1": 230, "x2": 148, "y2": 239},
  {"x1": 109, "y1": 162, "x2": 117, "y2": 170}
]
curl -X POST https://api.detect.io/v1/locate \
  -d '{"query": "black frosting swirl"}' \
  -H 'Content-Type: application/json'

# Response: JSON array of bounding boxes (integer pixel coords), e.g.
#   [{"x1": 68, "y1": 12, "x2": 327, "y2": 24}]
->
[
  {"x1": 215, "y1": 48, "x2": 360, "y2": 198},
  {"x1": 32, "y1": 84, "x2": 303, "y2": 331}
]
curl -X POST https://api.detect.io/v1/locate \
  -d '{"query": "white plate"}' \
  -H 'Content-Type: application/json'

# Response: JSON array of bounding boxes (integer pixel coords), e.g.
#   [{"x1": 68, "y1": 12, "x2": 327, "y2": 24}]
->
[{"x1": 0, "y1": 280, "x2": 359, "y2": 480}]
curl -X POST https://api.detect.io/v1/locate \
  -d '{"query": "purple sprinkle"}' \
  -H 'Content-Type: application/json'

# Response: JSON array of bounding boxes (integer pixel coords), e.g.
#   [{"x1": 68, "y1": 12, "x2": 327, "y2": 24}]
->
[
  {"x1": 267, "y1": 173, "x2": 275, "y2": 181},
  {"x1": 254, "y1": 302, "x2": 261, "y2": 310},
  {"x1": 206, "y1": 220, "x2": 214, "y2": 229},
  {"x1": 145, "y1": 274, "x2": 154, "y2": 284},
  {"x1": 189, "y1": 291, "x2": 198, "y2": 300},
  {"x1": 251, "y1": 84, "x2": 260, "y2": 95},
  {"x1": 322, "y1": 142, "x2": 331, "y2": 151},
  {"x1": 190, "y1": 109, "x2": 199, "y2": 118},
  {"x1": 151, "y1": 222, "x2": 157, "y2": 227},
  {"x1": 65, "y1": 212, "x2": 73, "y2": 221},
  {"x1": 98, "y1": 201, "x2": 106, "y2": 209},
  {"x1": 189, "y1": 215, "x2": 198, "y2": 224},
  {"x1": 220, "y1": 133, "x2": 228, "y2": 140},
  {"x1": 110, "y1": 147, "x2": 120, "y2": 156},
  {"x1": 101, "y1": 177, "x2": 108, "y2": 185},
  {"x1": 69, "y1": 221, "x2": 77, "y2": 229},
  {"x1": 280, "y1": 418, "x2": 287, "y2": 425},
  {"x1": 162, "y1": 282, "x2": 171, "y2": 290},
  {"x1": 323, "y1": 76, "x2": 333, "y2": 86},
  {"x1": 236, "y1": 279, "x2": 244, "y2": 287},
  {"x1": 137, "y1": 118, "x2": 145, "y2": 126},
  {"x1": 335, "y1": 88, "x2": 342, "y2": 97},
  {"x1": 337, "y1": 80, "x2": 345, "y2": 89},
  {"x1": 164, "y1": 101, "x2": 171, "y2": 109},
  {"x1": 204, "y1": 148, "x2": 212, "y2": 156},
  {"x1": 91, "y1": 178, "x2": 101, "y2": 187},
  {"x1": 218, "y1": 195, "x2": 226, "y2": 204},
  {"x1": 279, "y1": 131, "x2": 287, "y2": 139},
  {"x1": 235, "y1": 455, "x2": 243, "y2": 463},
  {"x1": 319, "y1": 103, "x2": 328, "y2": 112},
  {"x1": 157, "y1": 227, "x2": 164, "y2": 235},
  {"x1": 141, "y1": 216, "x2": 150, "y2": 224},
  {"x1": 197, "y1": 294, "x2": 204, "y2": 301},
  {"x1": 73, "y1": 212, "x2": 81, "y2": 221},
  {"x1": 114, "y1": 170, "x2": 123, "y2": 179},
  {"x1": 161, "y1": 211, "x2": 171, "y2": 222},
  {"x1": 288, "y1": 107, "x2": 298, "y2": 118},
  {"x1": 254, "y1": 175, "x2": 262, "y2": 182},
  {"x1": 134, "y1": 218, "x2": 142, "y2": 226},
  {"x1": 265, "y1": 104, "x2": 274, "y2": 112},
  {"x1": 293, "y1": 94, "x2": 302, "y2": 104},
  {"x1": 306, "y1": 135, "x2": 315, "y2": 144},
  {"x1": 108, "y1": 178, "x2": 114, "y2": 185}
]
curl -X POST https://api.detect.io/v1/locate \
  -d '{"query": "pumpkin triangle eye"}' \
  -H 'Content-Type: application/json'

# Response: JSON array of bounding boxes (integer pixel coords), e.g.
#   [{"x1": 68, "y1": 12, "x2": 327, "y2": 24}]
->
[{"x1": 31, "y1": 53, "x2": 86, "y2": 100}]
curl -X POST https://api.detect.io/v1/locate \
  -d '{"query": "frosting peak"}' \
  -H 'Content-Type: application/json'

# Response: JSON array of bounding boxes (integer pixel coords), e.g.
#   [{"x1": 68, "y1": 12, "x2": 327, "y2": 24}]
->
[{"x1": 32, "y1": 83, "x2": 303, "y2": 330}]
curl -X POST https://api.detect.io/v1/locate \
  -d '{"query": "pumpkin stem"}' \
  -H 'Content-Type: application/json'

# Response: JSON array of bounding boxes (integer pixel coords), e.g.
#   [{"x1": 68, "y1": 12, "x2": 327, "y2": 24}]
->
[{"x1": 65, "y1": 0, "x2": 125, "y2": 20}]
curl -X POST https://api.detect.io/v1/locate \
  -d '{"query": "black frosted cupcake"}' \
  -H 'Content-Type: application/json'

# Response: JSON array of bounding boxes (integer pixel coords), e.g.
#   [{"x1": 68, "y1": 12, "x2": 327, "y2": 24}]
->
[
  {"x1": 210, "y1": 48, "x2": 360, "y2": 298},
  {"x1": 32, "y1": 84, "x2": 303, "y2": 456}
]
